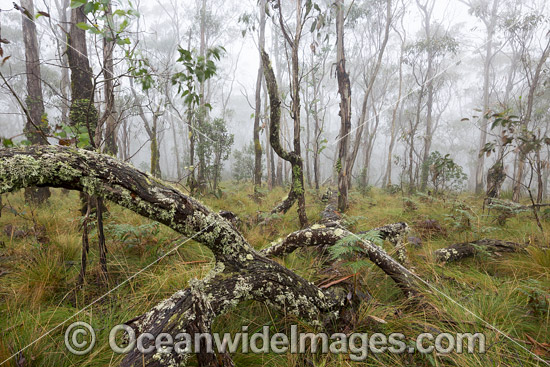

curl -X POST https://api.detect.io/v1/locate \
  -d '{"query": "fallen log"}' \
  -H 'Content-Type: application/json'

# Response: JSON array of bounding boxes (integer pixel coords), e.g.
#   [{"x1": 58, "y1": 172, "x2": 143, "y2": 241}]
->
[
  {"x1": 434, "y1": 239, "x2": 526, "y2": 263},
  {"x1": 319, "y1": 188, "x2": 341, "y2": 223},
  {"x1": 0, "y1": 145, "x2": 420, "y2": 366},
  {"x1": 260, "y1": 221, "x2": 416, "y2": 297}
]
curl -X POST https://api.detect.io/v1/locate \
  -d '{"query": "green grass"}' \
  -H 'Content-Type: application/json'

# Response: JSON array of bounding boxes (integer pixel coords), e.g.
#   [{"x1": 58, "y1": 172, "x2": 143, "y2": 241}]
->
[{"x1": 0, "y1": 185, "x2": 548, "y2": 366}]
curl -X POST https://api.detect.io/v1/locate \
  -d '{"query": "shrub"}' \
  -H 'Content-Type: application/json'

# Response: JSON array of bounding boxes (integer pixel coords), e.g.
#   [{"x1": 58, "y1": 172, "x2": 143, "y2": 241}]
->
[{"x1": 424, "y1": 151, "x2": 467, "y2": 193}]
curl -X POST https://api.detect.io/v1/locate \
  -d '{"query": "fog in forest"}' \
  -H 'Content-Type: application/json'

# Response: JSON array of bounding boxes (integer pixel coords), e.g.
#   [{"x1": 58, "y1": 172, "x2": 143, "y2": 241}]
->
[
  {"x1": 0, "y1": 0, "x2": 549, "y2": 197},
  {"x1": 2, "y1": 1, "x2": 550, "y2": 366}
]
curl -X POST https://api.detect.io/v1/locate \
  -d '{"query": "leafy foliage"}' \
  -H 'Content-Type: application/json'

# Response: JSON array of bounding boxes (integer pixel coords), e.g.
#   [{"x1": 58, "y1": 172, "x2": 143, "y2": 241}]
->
[
  {"x1": 329, "y1": 231, "x2": 383, "y2": 273},
  {"x1": 171, "y1": 46, "x2": 225, "y2": 111},
  {"x1": 53, "y1": 123, "x2": 91, "y2": 148},
  {"x1": 70, "y1": 0, "x2": 138, "y2": 45},
  {"x1": 444, "y1": 201, "x2": 475, "y2": 232},
  {"x1": 100, "y1": 222, "x2": 160, "y2": 248},
  {"x1": 232, "y1": 141, "x2": 260, "y2": 182},
  {"x1": 487, "y1": 198, "x2": 528, "y2": 226},
  {"x1": 424, "y1": 151, "x2": 467, "y2": 193},
  {"x1": 482, "y1": 109, "x2": 550, "y2": 162},
  {"x1": 518, "y1": 280, "x2": 550, "y2": 318},
  {"x1": 195, "y1": 117, "x2": 234, "y2": 191}
]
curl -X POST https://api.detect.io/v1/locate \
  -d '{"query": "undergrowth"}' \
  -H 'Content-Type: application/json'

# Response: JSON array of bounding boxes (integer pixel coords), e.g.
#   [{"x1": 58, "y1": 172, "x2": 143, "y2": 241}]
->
[{"x1": 0, "y1": 184, "x2": 548, "y2": 366}]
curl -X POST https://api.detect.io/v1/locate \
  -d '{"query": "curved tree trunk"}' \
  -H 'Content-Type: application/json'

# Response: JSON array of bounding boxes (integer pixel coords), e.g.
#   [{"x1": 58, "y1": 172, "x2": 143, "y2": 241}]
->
[{"x1": 261, "y1": 50, "x2": 307, "y2": 227}]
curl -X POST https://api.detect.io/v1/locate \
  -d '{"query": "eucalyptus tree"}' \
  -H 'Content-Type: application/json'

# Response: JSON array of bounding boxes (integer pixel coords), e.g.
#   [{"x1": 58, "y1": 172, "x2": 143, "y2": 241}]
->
[
  {"x1": 20, "y1": 0, "x2": 51, "y2": 204},
  {"x1": 502, "y1": 11, "x2": 550, "y2": 202},
  {"x1": 403, "y1": 10, "x2": 458, "y2": 191},
  {"x1": 253, "y1": 0, "x2": 266, "y2": 193},
  {"x1": 301, "y1": 34, "x2": 332, "y2": 190},
  {"x1": 335, "y1": 0, "x2": 352, "y2": 212},
  {"x1": 460, "y1": 0, "x2": 501, "y2": 194},
  {"x1": 101, "y1": 0, "x2": 117, "y2": 156},
  {"x1": 382, "y1": 24, "x2": 406, "y2": 188},
  {"x1": 263, "y1": 0, "x2": 324, "y2": 227},
  {"x1": 336, "y1": 0, "x2": 394, "y2": 211}
]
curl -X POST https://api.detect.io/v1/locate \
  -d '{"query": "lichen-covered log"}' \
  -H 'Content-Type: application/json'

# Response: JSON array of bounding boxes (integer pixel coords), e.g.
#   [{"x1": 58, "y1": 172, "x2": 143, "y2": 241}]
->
[
  {"x1": 0, "y1": 146, "x2": 422, "y2": 366},
  {"x1": 262, "y1": 222, "x2": 409, "y2": 258},
  {"x1": 261, "y1": 222, "x2": 418, "y2": 298},
  {"x1": 435, "y1": 239, "x2": 526, "y2": 263},
  {"x1": 359, "y1": 223, "x2": 411, "y2": 265},
  {"x1": 0, "y1": 145, "x2": 343, "y2": 366},
  {"x1": 121, "y1": 267, "x2": 346, "y2": 367},
  {"x1": 320, "y1": 188, "x2": 341, "y2": 223}
]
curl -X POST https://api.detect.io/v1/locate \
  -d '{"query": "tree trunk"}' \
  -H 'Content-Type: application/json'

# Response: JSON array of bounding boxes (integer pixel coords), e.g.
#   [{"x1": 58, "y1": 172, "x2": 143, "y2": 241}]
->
[
  {"x1": 409, "y1": 86, "x2": 424, "y2": 192},
  {"x1": 313, "y1": 93, "x2": 321, "y2": 190},
  {"x1": 131, "y1": 83, "x2": 162, "y2": 179},
  {"x1": 343, "y1": 0, "x2": 392, "y2": 194},
  {"x1": 150, "y1": 114, "x2": 162, "y2": 178},
  {"x1": 304, "y1": 85, "x2": 312, "y2": 189},
  {"x1": 67, "y1": 6, "x2": 109, "y2": 283},
  {"x1": 21, "y1": 0, "x2": 51, "y2": 205},
  {"x1": 53, "y1": 0, "x2": 70, "y2": 126},
  {"x1": 267, "y1": 0, "x2": 308, "y2": 227},
  {"x1": 101, "y1": 0, "x2": 118, "y2": 156},
  {"x1": 195, "y1": 0, "x2": 208, "y2": 193},
  {"x1": 336, "y1": 0, "x2": 352, "y2": 212},
  {"x1": 512, "y1": 38, "x2": 550, "y2": 202},
  {"x1": 253, "y1": 0, "x2": 266, "y2": 193},
  {"x1": 261, "y1": 50, "x2": 308, "y2": 226},
  {"x1": 384, "y1": 37, "x2": 405, "y2": 187},
  {"x1": 170, "y1": 113, "x2": 183, "y2": 180},
  {"x1": 67, "y1": 6, "x2": 97, "y2": 138},
  {"x1": 362, "y1": 101, "x2": 380, "y2": 187},
  {"x1": 486, "y1": 161, "x2": 505, "y2": 199},
  {"x1": 474, "y1": 0, "x2": 499, "y2": 195},
  {"x1": 264, "y1": 88, "x2": 274, "y2": 189},
  {"x1": 417, "y1": 0, "x2": 434, "y2": 192},
  {"x1": 289, "y1": 1, "x2": 307, "y2": 227}
]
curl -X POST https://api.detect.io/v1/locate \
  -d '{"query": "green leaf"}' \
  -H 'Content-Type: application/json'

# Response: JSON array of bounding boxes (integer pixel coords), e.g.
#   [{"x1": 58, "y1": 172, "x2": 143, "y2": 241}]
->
[
  {"x1": 113, "y1": 9, "x2": 127, "y2": 16},
  {"x1": 76, "y1": 22, "x2": 91, "y2": 31},
  {"x1": 116, "y1": 37, "x2": 131, "y2": 45},
  {"x1": 310, "y1": 19, "x2": 317, "y2": 33},
  {"x1": 2, "y1": 138, "x2": 14, "y2": 147},
  {"x1": 70, "y1": 0, "x2": 87, "y2": 9}
]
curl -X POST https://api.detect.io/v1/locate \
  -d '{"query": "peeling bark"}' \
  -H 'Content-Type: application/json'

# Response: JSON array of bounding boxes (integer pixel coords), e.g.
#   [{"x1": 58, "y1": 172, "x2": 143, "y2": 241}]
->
[
  {"x1": 335, "y1": 0, "x2": 352, "y2": 213},
  {"x1": 252, "y1": 0, "x2": 266, "y2": 193},
  {"x1": 101, "y1": 0, "x2": 118, "y2": 156},
  {"x1": 260, "y1": 50, "x2": 307, "y2": 227}
]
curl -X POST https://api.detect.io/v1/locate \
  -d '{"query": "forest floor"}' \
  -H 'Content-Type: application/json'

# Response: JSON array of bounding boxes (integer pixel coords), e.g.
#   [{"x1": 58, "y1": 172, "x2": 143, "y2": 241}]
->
[{"x1": 0, "y1": 184, "x2": 548, "y2": 366}]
